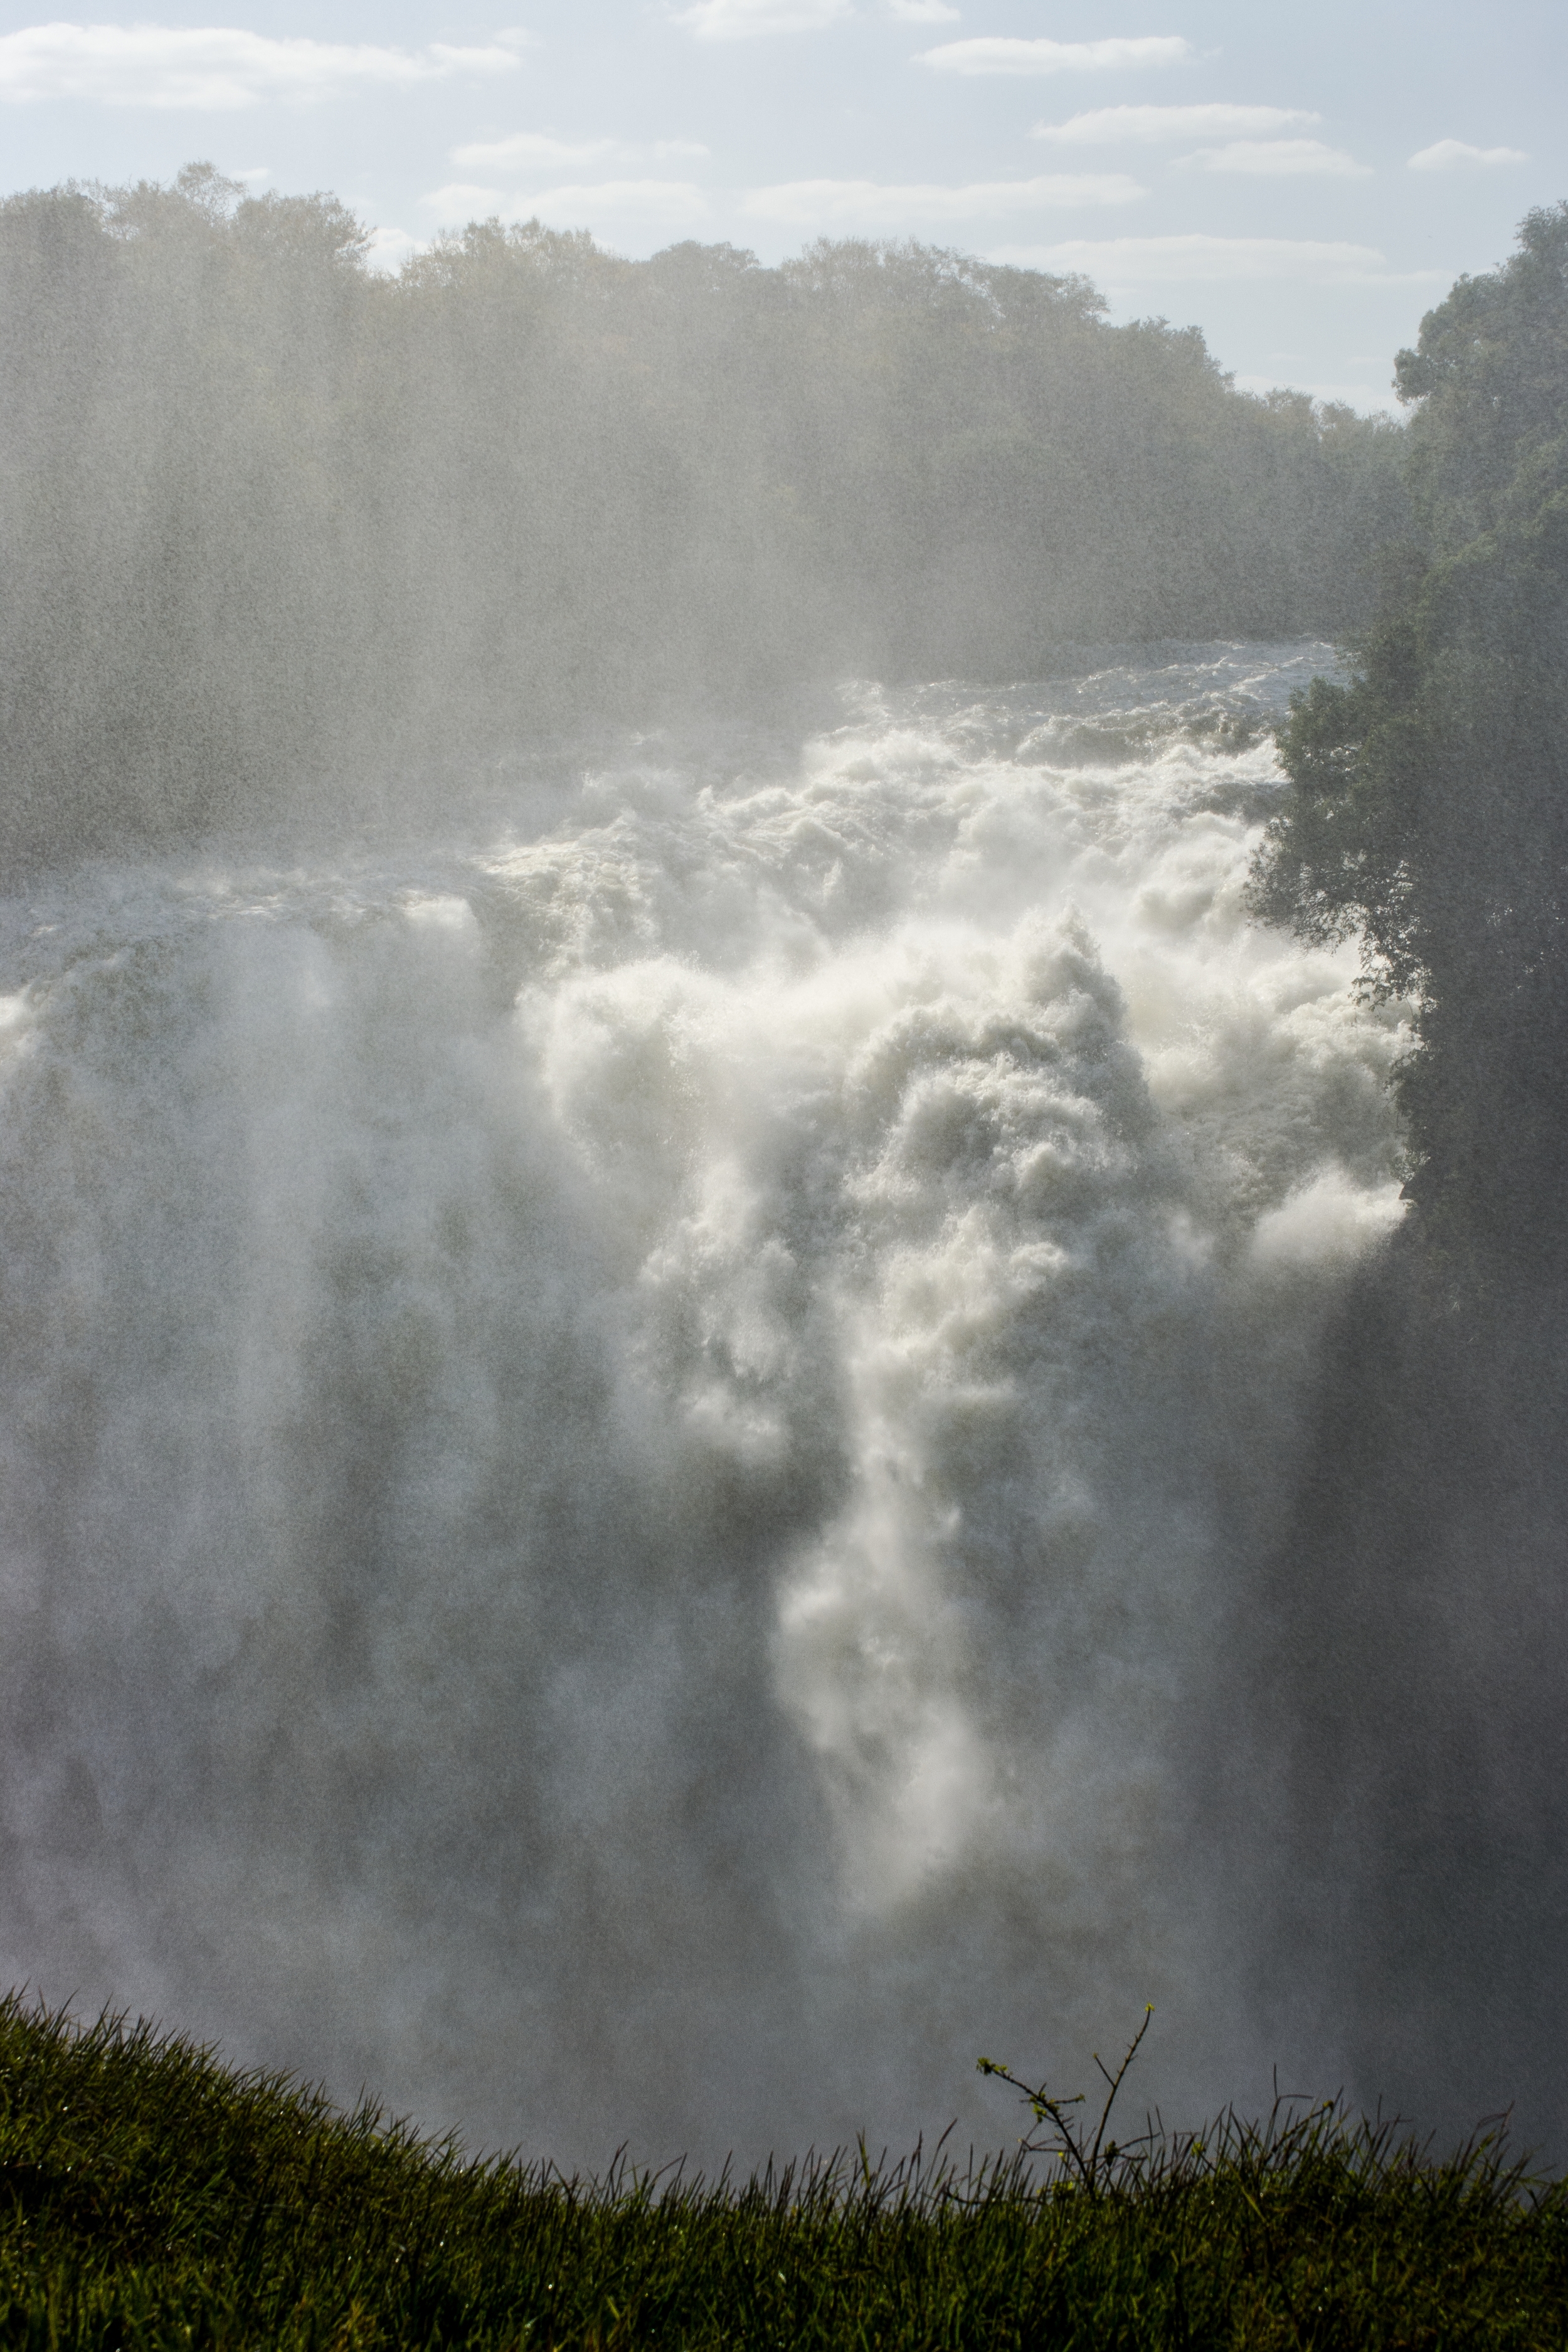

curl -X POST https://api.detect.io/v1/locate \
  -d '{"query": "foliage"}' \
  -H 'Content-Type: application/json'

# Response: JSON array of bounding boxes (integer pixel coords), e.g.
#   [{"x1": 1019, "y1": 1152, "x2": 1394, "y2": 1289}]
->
[
  {"x1": 0, "y1": 163, "x2": 1406, "y2": 872},
  {"x1": 1250, "y1": 203, "x2": 1568, "y2": 1261},
  {"x1": 978, "y1": 2006, "x2": 1157, "y2": 2194},
  {"x1": 2, "y1": 1993, "x2": 1565, "y2": 2348}
]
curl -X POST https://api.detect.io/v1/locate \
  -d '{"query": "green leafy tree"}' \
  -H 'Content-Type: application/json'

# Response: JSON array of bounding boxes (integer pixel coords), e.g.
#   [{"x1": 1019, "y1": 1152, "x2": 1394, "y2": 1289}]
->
[{"x1": 1253, "y1": 203, "x2": 1568, "y2": 1261}]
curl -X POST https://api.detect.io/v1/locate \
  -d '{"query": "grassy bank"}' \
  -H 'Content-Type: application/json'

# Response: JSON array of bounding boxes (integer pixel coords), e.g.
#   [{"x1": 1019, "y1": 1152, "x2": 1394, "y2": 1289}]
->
[{"x1": 0, "y1": 1994, "x2": 1563, "y2": 2348}]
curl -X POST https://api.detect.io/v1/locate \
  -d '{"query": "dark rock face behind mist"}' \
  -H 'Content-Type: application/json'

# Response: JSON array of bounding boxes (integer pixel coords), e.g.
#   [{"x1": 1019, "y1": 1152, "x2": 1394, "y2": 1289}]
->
[{"x1": 1266, "y1": 1264, "x2": 1568, "y2": 2134}]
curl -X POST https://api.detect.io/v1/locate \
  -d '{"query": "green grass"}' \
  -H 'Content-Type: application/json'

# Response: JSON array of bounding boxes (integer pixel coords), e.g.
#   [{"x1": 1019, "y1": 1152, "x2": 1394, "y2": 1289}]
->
[{"x1": 1, "y1": 1993, "x2": 1564, "y2": 2348}]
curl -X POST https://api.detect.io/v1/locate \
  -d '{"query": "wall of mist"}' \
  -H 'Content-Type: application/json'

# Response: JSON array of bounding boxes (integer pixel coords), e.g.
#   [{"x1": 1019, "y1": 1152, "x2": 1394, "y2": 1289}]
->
[
  {"x1": 3, "y1": 648, "x2": 1497, "y2": 2166},
  {"x1": 1222, "y1": 1255, "x2": 1568, "y2": 2146},
  {"x1": 4, "y1": 162, "x2": 1564, "y2": 2168}
]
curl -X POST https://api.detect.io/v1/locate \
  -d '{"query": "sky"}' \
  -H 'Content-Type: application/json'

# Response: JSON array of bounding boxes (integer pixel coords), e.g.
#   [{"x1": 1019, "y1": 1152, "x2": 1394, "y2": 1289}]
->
[{"x1": 0, "y1": 0, "x2": 1562, "y2": 411}]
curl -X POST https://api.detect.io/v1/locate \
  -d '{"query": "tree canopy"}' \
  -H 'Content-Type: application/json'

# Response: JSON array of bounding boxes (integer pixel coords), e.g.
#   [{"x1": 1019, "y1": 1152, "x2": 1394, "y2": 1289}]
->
[
  {"x1": 1252, "y1": 203, "x2": 1568, "y2": 1263},
  {"x1": 0, "y1": 164, "x2": 1406, "y2": 872}
]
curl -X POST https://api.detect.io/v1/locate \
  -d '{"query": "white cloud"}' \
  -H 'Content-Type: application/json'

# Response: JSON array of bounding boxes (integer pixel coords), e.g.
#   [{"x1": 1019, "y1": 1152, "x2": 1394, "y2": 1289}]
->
[
  {"x1": 364, "y1": 223, "x2": 422, "y2": 275},
  {"x1": 1232, "y1": 372, "x2": 1397, "y2": 417},
  {"x1": 1407, "y1": 138, "x2": 1528, "y2": 171},
  {"x1": 424, "y1": 179, "x2": 712, "y2": 231},
  {"x1": 1034, "y1": 103, "x2": 1318, "y2": 144},
  {"x1": 987, "y1": 235, "x2": 1444, "y2": 287},
  {"x1": 453, "y1": 132, "x2": 709, "y2": 171},
  {"x1": 885, "y1": 0, "x2": 960, "y2": 18},
  {"x1": 672, "y1": 0, "x2": 850, "y2": 35},
  {"x1": 918, "y1": 35, "x2": 1190, "y2": 75},
  {"x1": 743, "y1": 173, "x2": 1146, "y2": 226},
  {"x1": 0, "y1": 22, "x2": 524, "y2": 109},
  {"x1": 1178, "y1": 139, "x2": 1371, "y2": 178},
  {"x1": 425, "y1": 180, "x2": 503, "y2": 223}
]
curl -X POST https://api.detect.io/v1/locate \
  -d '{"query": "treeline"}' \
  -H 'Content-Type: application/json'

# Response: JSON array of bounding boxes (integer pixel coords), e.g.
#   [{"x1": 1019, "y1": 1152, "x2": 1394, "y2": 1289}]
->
[
  {"x1": 0, "y1": 161, "x2": 1406, "y2": 872},
  {"x1": 1254, "y1": 199, "x2": 1568, "y2": 1266}
]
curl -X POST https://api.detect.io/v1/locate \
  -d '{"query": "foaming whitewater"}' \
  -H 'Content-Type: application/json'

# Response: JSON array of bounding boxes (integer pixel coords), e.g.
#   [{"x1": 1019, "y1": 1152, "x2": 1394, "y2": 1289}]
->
[{"x1": 0, "y1": 647, "x2": 1412, "y2": 2163}]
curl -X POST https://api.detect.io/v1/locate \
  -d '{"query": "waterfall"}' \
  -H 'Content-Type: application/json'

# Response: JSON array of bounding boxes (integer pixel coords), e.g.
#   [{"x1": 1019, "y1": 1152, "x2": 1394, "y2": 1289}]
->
[{"x1": 0, "y1": 646, "x2": 1412, "y2": 2163}]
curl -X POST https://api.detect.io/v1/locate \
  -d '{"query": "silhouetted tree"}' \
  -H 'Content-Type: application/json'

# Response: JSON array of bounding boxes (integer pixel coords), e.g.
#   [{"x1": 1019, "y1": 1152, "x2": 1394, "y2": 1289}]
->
[{"x1": 1253, "y1": 203, "x2": 1568, "y2": 1264}]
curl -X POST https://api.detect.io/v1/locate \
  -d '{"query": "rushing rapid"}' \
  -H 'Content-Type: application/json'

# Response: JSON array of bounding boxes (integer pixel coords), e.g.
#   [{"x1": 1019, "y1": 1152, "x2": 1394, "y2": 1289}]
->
[{"x1": 0, "y1": 646, "x2": 1412, "y2": 2164}]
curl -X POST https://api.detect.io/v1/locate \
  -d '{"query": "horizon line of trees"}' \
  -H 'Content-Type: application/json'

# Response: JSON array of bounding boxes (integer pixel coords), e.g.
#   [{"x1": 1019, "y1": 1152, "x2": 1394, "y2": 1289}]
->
[{"x1": 0, "y1": 161, "x2": 1408, "y2": 874}]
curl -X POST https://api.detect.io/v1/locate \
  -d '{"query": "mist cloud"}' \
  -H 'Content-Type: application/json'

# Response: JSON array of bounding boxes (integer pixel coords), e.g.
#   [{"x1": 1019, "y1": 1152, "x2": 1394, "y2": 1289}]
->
[
  {"x1": 0, "y1": 642, "x2": 1418, "y2": 2163},
  {"x1": 918, "y1": 36, "x2": 1191, "y2": 76},
  {"x1": 0, "y1": 23, "x2": 527, "y2": 107},
  {"x1": 13, "y1": 172, "x2": 1537, "y2": 2167}
]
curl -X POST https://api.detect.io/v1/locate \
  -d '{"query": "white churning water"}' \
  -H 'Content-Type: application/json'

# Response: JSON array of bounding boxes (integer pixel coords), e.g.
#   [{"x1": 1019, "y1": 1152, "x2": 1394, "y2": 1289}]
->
[{"x1": 0, "y1": 645, "x2": 1409, "y2": 2163}]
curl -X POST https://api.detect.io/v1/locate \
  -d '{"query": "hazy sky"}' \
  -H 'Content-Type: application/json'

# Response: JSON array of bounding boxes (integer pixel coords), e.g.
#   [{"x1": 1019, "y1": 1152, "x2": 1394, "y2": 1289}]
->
[{"x1": 0, "y1": 0, "x2": 1560, "y2": 409}]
